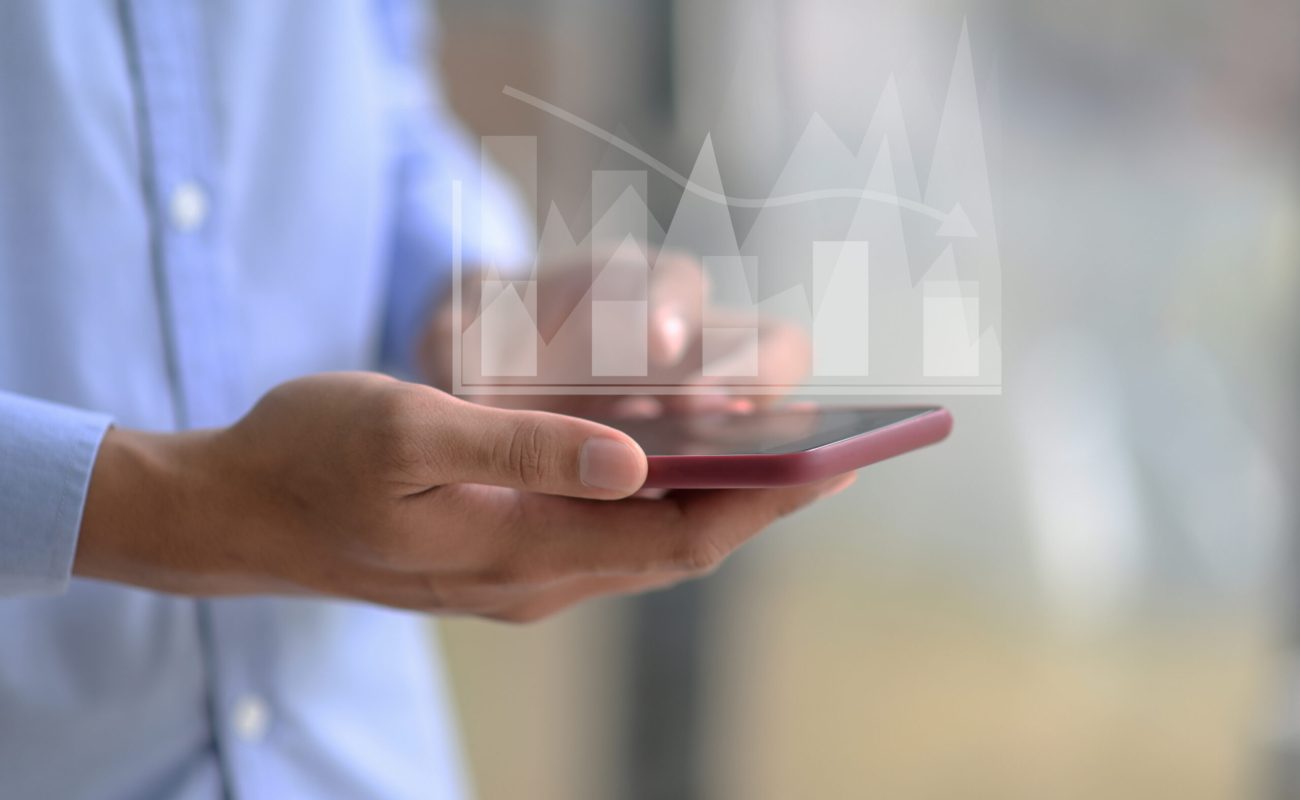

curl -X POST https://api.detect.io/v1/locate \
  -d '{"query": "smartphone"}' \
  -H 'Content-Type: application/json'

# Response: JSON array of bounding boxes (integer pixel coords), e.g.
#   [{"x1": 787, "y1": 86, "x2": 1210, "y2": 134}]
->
[{"x1": 598, "y1": 405, "x2": 953, "y2": 489}]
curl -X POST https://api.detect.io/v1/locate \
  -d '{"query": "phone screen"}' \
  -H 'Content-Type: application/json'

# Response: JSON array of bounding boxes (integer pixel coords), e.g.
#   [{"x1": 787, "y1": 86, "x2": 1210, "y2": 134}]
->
[{"x1": 599, "y1": 406, "x2": 940, "y2": 457}]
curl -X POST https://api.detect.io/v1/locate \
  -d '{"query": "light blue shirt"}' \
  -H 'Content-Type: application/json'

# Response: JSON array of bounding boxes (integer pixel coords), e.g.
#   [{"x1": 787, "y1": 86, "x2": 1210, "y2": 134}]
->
[{"x1": 0, "y1": 1, "x2": 527, "y2": 797}]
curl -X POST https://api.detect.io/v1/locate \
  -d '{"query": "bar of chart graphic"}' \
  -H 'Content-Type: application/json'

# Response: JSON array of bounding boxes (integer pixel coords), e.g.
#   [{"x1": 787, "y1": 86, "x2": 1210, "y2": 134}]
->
[
  {"x1": 812, "y1": 241, "x2": 870, "y2": 377},
  {"x1": 480, "y1": 280, "x2": 537, "y2": 377},
  {"x1": 592, "y1": 300, "x2": 648, "y2": 376},
  {"x1": 922, "y1": 281, "x2": 980, "y2": 377},
  {"x1": 591, "y1": 171, "x2": 649, "y2": 376},
  {"x1": 702, "y1": 256, "x2": 759, "y2": 377},
  {"x1": 480, "y1": 136, "x2": 537, "y2": 272}
]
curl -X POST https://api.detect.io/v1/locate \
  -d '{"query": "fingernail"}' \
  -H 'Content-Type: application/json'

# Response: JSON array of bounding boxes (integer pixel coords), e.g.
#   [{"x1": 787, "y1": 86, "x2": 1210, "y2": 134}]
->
[
  {"x1": 658, "y1": 311, "x2": 687, "y2": 363},
  {"x1": 580, "y1": 437, "x2": 645, "y2": 494}
]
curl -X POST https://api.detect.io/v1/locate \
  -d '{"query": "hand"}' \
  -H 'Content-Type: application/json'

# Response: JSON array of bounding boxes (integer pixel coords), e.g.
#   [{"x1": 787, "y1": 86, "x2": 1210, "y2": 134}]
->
[
  {"x1": 75, "y1": 372, "x2": 853, "y2": 621},
  {"x1": 421, "y1": 251, "x2": 812, "y2": 417}
]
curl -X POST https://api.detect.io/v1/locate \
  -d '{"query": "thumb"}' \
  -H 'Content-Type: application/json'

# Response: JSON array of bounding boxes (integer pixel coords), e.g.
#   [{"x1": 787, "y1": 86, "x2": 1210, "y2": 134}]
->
[{"x1": 432, "y1": 398, "x2": 648, "y2": 499}]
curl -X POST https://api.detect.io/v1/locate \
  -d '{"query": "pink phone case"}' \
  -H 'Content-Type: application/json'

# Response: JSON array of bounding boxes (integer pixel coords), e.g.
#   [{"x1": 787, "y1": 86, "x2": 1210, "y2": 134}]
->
[{"x1": 642, "y1": 407, "x2": 953, "y2": 489}]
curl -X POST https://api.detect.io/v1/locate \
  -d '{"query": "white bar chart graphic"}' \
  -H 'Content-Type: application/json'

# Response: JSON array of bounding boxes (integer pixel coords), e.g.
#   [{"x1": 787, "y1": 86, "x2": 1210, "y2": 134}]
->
[
  {"x1": 480, "y1": 280, "x2": 537, "y2": 377},
  {"x1": 477, "y1": 136, "x2": 541, "y2": 378},
  {"x1": 591, "y1": 171, "x2": 650, "y2": 376},
  {"x1": 922, "y1": 281, "x2": 980, "y2": 377},
  {"x1": 702, "y1": 255, "x2": 760, "y2": 377},
  {"x1": 592, "y1": 300, "x2": 649, "y2": 377},
  {"x1": 812, "y1": 241, "x2": 870, "y2": 377},
  {"x1": 453, "y1": 33, "x2": 1005, "y2": 398}
]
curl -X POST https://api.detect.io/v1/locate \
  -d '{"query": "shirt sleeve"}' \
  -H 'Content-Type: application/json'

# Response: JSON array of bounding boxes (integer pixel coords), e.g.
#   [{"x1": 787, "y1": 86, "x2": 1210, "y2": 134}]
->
[
  {"x1": 0, "y1": 391, "x2": 112, "y2": 596},
  {"x1": 375, "y1": 0, "x2": 533, "y2": 378}
]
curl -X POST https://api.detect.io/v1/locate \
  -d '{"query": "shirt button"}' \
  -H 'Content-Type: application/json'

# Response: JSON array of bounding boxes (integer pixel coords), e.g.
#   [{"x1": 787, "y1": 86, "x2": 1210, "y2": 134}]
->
[
  {"x1": 231, "y1": 694, "x2": 271, "y2": 743},
  {"x1": 168, "y1": 181, "x2": 208, "y2": 232}
]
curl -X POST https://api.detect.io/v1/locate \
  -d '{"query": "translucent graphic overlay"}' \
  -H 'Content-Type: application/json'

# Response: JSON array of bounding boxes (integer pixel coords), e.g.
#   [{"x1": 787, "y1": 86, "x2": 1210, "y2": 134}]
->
[{"x1": 452, "y1": 23, "x2": 999, "y2": 396}]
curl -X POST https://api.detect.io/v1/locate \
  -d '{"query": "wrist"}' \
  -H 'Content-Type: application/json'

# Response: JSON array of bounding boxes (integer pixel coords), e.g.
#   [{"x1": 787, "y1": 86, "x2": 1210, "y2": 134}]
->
[{"x1": 74, "y1": 427, "x2": 217, "y2": 592}]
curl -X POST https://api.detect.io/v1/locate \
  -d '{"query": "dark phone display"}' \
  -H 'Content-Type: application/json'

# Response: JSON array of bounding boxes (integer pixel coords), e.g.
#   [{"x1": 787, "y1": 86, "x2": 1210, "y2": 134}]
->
[{"x1": 600, "y1": 407, "x2": 939, "y2": 457}]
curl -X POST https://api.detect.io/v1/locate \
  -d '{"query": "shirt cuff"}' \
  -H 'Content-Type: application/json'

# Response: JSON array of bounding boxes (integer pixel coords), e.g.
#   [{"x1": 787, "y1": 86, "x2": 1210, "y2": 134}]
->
[{"x1": 0, "y1": 391, "x2": 112, "y2": 596}]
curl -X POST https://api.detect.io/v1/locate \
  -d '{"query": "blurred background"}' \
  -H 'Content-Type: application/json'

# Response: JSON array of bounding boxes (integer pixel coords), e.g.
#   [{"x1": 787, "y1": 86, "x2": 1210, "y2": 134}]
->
[{"x1": 426, "y1": 0, "x2": 1299, "y2": 797}]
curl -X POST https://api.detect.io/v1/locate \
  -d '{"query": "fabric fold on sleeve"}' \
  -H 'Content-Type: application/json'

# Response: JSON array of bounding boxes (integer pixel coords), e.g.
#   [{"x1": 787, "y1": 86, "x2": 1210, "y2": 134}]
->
[{"x1": 0, "y1": 391, "x2": 112, "y2": 596}]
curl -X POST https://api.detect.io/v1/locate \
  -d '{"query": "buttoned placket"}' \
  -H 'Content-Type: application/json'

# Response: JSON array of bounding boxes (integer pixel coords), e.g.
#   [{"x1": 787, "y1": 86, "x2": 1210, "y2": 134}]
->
[{"x1": 122, "y1": 1, "x2": 261, "y2": 795}]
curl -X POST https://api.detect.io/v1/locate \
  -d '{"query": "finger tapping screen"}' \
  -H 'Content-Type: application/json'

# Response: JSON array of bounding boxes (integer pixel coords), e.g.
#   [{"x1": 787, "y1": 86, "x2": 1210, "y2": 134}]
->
[{"x1": 600, "y1": 407, "x2": 940, "y2": 456}]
